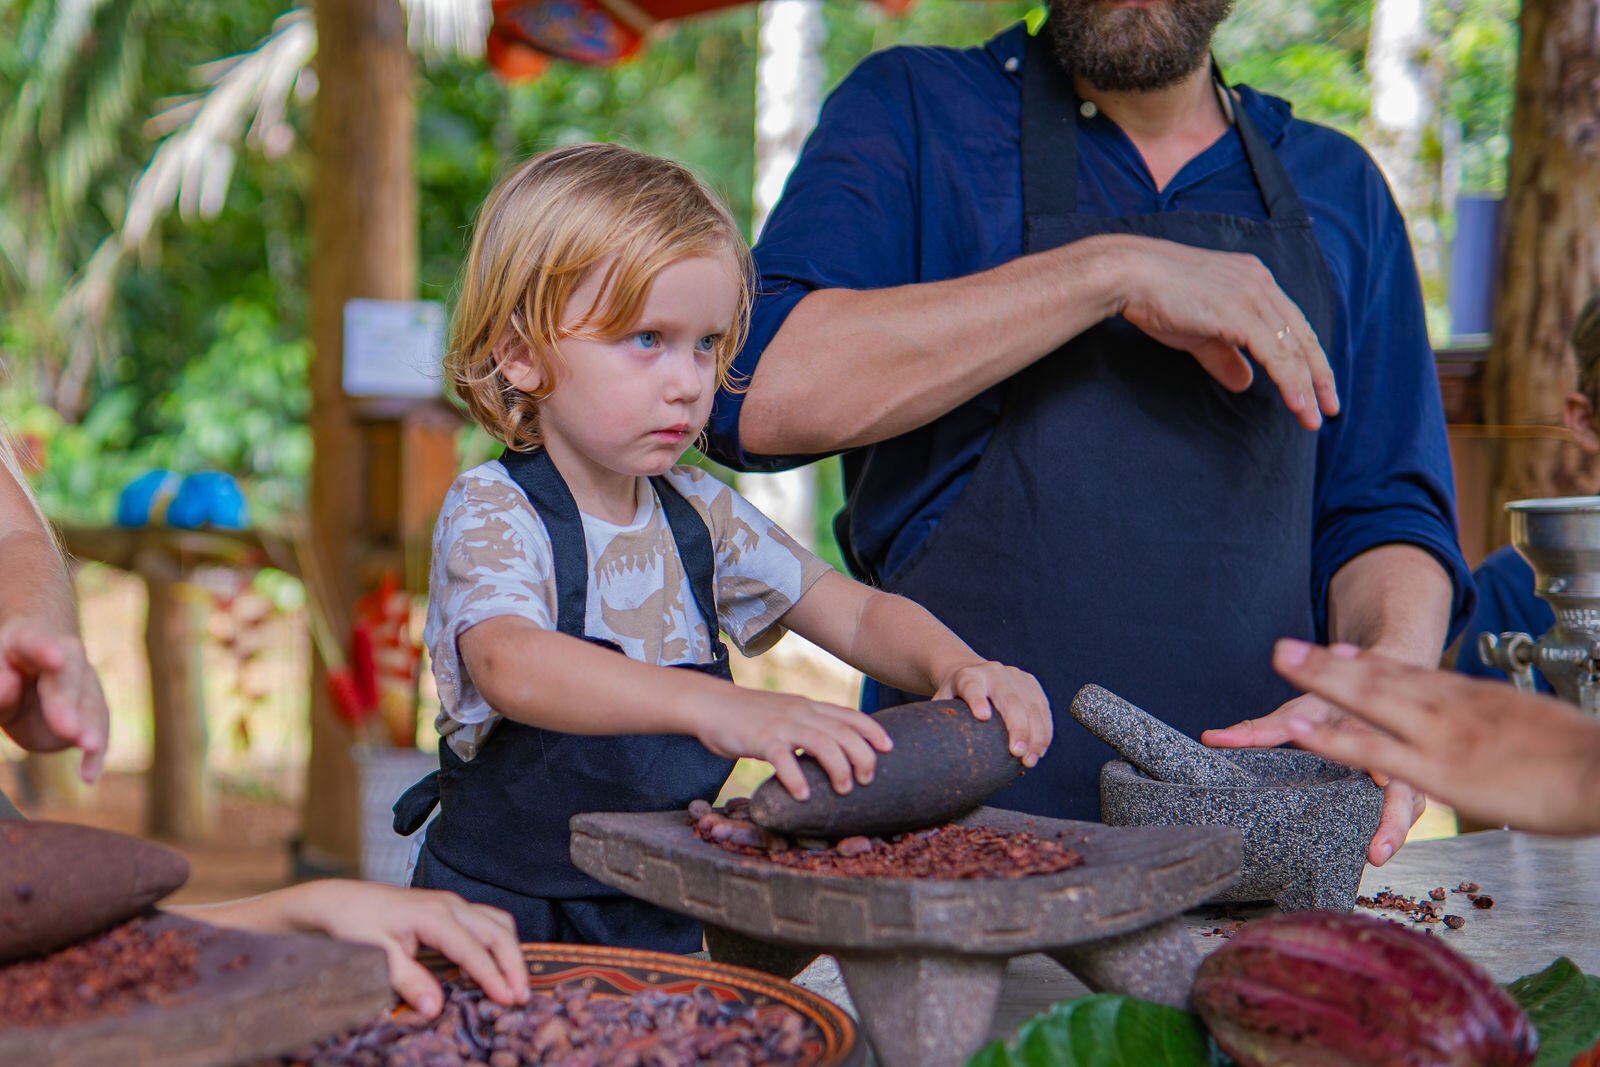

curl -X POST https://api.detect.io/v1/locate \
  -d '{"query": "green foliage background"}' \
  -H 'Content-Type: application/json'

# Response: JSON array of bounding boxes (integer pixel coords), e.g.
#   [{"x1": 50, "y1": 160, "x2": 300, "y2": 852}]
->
[{"x1": 0, "y1": 0, "x2": 1520, "y2": 541}]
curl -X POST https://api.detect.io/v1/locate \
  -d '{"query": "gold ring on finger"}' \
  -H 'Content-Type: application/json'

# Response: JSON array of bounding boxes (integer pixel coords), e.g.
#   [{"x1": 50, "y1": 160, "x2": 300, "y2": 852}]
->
[{"x1": 1275, "y1": 324, "x2": 1291, "y2": 342}]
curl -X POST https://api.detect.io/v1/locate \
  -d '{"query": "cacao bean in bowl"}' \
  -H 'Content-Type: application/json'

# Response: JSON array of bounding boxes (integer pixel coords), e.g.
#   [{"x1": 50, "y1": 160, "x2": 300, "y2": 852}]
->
[
  {"x1": 1099, "y1": 747, "x2": 1383, "y2": 913},
  {"x1": 285, "y1": 942, "x2": 863, "y2": 1067}
]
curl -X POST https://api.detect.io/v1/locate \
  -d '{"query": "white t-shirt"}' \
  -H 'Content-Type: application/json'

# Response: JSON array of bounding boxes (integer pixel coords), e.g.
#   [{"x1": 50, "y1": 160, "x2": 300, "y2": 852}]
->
[{"x1": 425, "y1": 461, "x2": 833, "y2": 760}]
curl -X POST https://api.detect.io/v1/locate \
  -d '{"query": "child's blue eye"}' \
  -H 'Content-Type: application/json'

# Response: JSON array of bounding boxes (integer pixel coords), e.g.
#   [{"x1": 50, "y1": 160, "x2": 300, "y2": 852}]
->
[
  {"x1": 632, "y1": 331, "x2": 661, "y2": 349},
  {"x1": 696, "y1": 335, "x2": 718, "y2": 353}
]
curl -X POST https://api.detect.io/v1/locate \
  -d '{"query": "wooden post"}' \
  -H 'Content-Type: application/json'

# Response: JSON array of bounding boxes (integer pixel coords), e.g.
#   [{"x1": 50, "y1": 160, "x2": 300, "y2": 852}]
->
[
  {"x1": 301, "y1": 0, "x2": 417, "y2": 873},
  {"x1": 1485, "y1": 0, "x2": 1600, "y2": 537},
  {"x1": 141, "y1": 552, "x2": 214, "y2": 841}
]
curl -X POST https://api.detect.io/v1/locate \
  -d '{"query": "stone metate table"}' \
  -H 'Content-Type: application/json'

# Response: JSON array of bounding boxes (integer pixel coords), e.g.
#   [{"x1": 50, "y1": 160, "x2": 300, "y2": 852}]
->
[{"x1": 788, "y1": 830, "x2": 1600, "y2": 1057}]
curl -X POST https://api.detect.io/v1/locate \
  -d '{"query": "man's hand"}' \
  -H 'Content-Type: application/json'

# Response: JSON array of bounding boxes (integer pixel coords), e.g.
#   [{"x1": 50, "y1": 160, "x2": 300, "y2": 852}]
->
[
  {"x1": 1272, "y1": 639, "x2": 1600, "y2": 836},
  {"x1": 0, "y1": 618, "x2": 109, "y2": 783},
  {"x1": 934, "y1": 660, "x2": 1052, "y2": 768},
  {"x1": 1113, "y1": 239, "x2": 1339, "y2": 431},
  {"x1": 1202, "y1": 687, "x2": 1424, "y2": 866}
]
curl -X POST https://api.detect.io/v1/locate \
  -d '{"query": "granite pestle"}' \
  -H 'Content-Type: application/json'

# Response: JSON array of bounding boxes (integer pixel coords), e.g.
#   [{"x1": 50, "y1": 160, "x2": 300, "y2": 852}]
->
[{"x1": 1070, "y1": 684, "x2": 1261, "y2": 787}]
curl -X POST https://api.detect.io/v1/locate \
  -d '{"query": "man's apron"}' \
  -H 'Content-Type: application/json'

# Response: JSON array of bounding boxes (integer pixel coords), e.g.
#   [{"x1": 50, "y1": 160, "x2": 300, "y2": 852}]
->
[
  {"x1": 396, "y1": 448, "x2": 733, "y2": 952},
  {"x1": 871, "y1": 31, "x2": 1337, "y2": 820}
]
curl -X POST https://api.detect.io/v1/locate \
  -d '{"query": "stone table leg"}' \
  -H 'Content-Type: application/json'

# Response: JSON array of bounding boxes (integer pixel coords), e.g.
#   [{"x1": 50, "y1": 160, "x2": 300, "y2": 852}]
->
[
  {"x1": 833, "y1": 950, "x2": 1006, "y2": 1067},
  {"x1": 1047, "y1": 915, "x2": 1199, "y2": 1008}
]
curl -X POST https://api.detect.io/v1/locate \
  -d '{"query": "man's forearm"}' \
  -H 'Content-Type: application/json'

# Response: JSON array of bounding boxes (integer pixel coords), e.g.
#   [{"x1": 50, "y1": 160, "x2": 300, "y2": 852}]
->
[
  {"x1": 1326, "y1": 544, "x2": 1453, "y2": 667},
  {"x1": 739, "y1": 235, "x2": 1134, "y2": 455}
]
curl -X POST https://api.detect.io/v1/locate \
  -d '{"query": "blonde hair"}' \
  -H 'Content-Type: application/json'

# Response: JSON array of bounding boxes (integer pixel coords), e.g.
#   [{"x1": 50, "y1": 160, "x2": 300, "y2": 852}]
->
[{"x1": 447, "y1": 143, "x2": 752, "y2": 452}]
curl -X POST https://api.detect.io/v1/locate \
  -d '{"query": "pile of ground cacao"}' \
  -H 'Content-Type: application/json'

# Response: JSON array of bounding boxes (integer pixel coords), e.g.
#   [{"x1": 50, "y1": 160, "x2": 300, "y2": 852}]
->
[
  {"x1": 285, "y1": 980, "x2": 812, "y2": 1067},
  {"x1": 691, "y1": 802, "x2": 1084, "y2": 880},
  {"x1": 0, "y1": 917, "x2": 202, "y2": 1027}
]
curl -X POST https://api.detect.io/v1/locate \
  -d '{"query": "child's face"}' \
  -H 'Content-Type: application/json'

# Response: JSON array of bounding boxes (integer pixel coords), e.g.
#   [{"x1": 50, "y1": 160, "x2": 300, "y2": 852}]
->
[{"x1": 534, "y1": 251, "x2": 740, "y2": 482}]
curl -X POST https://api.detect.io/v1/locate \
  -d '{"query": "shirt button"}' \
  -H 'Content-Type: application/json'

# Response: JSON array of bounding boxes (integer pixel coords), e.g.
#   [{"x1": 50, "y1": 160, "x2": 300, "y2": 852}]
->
[
  {"x1": 1079, "y1": 100, "x2": 1099, "y2": 119},
  {"x1": 1004, "y1": 56, "x2": 1019, "y2": 72}
]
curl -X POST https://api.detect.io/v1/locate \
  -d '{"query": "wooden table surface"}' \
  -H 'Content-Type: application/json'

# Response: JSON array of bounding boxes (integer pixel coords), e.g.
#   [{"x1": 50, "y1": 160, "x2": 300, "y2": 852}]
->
[{"x1": 793, "y1": 829, "x2": 1600, "y2": 1050}]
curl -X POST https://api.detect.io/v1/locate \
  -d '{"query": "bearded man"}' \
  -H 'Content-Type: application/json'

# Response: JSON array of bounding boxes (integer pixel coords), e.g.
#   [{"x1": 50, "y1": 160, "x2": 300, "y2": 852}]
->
[{"x1": 704, "y1": 1, "x2": 1471, "y2": 867}]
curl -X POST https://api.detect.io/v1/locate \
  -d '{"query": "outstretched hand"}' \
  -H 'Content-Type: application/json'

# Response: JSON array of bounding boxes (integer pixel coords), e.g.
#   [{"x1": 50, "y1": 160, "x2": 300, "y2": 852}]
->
[
  {"x1": 1270, "y1": 638, "x2": 1600, "y2": 836},
  {"x1": 0, "y1": 618, "x2": 109, "y2": 783},
  {"x1": 694, "y1": 688, "x2": 894, "y2": 802},
  {"x1": 190, "y1": 881, "x2": 531, "y2": 1017},
  {"x1": 1202, "y1": 685, "x2": 1424, "y2": 867}
]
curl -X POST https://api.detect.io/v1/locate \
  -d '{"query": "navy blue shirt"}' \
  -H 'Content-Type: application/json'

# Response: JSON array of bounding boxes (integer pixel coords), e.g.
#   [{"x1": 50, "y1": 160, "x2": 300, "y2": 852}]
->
[
  {"x1": 1454, "y1": 546, "x2": 1552, "y2": 692},
  {"x1": 706, "y1": 23, "x2": 1474, "y2": 639}
]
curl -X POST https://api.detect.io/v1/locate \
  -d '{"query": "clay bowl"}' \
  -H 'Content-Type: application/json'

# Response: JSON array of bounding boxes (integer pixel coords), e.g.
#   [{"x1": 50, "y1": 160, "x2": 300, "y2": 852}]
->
[
  {"x1": 419, "y1": 942, "x2": 864, "y2": 1067},
  {"x1": 1099, "y1": 747, "x2": 1383, "y2": 912}
]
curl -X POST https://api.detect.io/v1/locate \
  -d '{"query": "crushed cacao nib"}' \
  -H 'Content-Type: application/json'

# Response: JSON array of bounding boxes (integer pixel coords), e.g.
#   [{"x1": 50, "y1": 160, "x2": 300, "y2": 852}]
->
[
  {"x1": 1456, "y1": 882, "x2": 1481, "y2": 894},
  {"x1": 285, "y1": 979, "x2": 812, "y2": 1066},
  {"x1": 0, "y1": 917, "x2": 202, "y2": 1027},
  {"x1": 1201, "y1": 921, "x2": 1247, "y2": 940},
  {"x1": 1428, "y1": 887, "x2": 1446, "y2": 901},
  {"x1": 1472, "y1": 895, "x2": 1495, "y2": 909},
  {"x1": 1444, "y1": 915, "x2": 1466, "y2": 930},
  {"x1": 692, "y1": 806, "x2": 1083, "y2": 880}
]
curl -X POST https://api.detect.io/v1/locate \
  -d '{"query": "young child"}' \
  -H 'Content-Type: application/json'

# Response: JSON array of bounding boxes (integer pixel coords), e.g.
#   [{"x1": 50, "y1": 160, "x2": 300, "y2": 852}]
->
[{"x1": 395, "y1": 143, "x2": 1053, "y2": 952}]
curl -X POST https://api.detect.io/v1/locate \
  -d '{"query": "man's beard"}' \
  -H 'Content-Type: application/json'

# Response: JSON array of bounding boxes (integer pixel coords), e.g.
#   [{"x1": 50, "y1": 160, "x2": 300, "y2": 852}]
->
[{"x1": 1044, "y1": 0, "x2": 1235, "y2": 93}]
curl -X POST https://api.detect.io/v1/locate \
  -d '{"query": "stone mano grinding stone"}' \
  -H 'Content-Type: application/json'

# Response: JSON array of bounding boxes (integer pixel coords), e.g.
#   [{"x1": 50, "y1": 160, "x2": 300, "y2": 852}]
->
[
  {"x1": 1070, "y1": 684, "x2": 1259, "y2": 786},
  {"x1": 1, "y1": 912, "x2": 392, "y2": 1067},
  {"x1": 1078, "y1": 686, "x2": 1385, "y2": 912},
  {"x1": 0, "y1": 820, "x2": 190, "y2": 963},
  {"x1": 747, "y1": 699, "x2": 1021, "y2": 838}
]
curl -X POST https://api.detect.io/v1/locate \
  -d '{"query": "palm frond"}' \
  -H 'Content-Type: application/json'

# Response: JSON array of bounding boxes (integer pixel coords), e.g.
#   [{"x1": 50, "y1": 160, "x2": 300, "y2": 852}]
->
[{"x1": 122, "y1": 9, "x2": 315, "y2": 246}]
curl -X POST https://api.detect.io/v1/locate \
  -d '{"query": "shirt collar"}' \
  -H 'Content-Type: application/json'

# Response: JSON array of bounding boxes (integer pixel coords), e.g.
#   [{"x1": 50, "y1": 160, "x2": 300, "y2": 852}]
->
[{"x1": 987, "y1": 22, "x2": 1295, "y2": 147}]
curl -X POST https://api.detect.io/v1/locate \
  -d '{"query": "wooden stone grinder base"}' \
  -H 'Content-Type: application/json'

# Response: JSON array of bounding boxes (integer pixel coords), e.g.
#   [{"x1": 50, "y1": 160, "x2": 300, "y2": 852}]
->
[{"x1": 572, "y1": 807, "x2": 1242, "y2": 1067}]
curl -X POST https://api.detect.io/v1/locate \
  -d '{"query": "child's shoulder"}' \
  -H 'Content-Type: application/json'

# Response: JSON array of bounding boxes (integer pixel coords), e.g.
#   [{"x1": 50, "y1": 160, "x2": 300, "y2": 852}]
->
[{"x1": 440, "y1": 461, "x2": 540, "y2": 528}]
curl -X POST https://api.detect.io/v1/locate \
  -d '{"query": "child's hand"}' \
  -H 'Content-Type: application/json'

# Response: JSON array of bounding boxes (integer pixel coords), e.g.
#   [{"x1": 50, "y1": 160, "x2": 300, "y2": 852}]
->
[
  {"x1": 694, "y1": 689, "x2": 893, "y2": 801},
  {"x1": 264, "y1": 881, "x2": 529, "y2": 1017},
  {"x1": 0, "y1": 618, "x2": 110, "y2": 783},
  {"x1": 935, "y1": 661, "x2": 1052, "y2": 768}
]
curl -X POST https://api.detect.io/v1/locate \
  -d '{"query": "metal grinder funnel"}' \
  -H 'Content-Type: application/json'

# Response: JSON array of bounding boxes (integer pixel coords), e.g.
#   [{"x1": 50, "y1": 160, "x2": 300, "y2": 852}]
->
[{"x1": 1479, "y1": 496, "x2": 1600, "y2": 712}]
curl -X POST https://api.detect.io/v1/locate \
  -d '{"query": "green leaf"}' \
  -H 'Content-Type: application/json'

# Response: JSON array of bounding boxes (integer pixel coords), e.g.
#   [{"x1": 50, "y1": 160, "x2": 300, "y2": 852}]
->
[
  {"x1": 967, "y1": 993, "x2": 1213, "y2": 1067},
  {"x1": 1507, "y1": 957, "x2": 1600, "y2": 1066}
]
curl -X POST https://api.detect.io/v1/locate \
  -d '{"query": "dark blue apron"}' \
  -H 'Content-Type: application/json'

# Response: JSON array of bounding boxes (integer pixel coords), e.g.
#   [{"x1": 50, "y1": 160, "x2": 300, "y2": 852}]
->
[
  {"x1": 869, "y1": 33, "x2": 1336, "y2": 820},
  {"x1": 395, "y1": 448, "x2": 734, "y2": 951}
]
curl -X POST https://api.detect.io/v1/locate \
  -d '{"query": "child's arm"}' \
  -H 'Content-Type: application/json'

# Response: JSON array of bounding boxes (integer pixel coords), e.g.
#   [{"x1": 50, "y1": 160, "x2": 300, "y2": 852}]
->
[
  {"x1": 459, "y1": 617, "x2": 892, "y2": 799},
  {"x1": 778, "y1": 571, "x2": 1053, "y2": 766}
]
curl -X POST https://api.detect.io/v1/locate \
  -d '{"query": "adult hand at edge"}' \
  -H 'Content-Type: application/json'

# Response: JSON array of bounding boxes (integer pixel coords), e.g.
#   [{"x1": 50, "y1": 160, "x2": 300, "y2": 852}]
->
[{"x1": 1271, "y1": 638, "x2": 1600, "y2": 836}]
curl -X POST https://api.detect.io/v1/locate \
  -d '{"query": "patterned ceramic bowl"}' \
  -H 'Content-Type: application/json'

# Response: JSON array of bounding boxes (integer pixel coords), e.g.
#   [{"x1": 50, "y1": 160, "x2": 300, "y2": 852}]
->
[{"x1": 420, "y1": 941, "x2": 864, "y2": 1066}]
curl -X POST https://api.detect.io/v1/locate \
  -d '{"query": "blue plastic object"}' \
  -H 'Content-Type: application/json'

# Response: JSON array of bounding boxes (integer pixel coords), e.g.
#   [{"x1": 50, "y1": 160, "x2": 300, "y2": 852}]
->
[
  {"x1": 115, "y1": 470, "x2": 182, "y2": 528},
  {"x1": 167, "y1": 472, "x2": 250, "y2": 530}
]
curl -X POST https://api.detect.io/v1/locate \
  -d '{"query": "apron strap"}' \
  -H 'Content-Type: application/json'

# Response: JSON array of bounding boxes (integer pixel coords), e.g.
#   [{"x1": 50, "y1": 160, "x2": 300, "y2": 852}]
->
[
  {"x1": 650, "y1": 474, "x2": 730, "y2": 663},
  {"x1": 1022, "y1": 29, "x2": 1314, "y2": 225},
  {"x1": 499, "y1": 448, "x2": 589, "y2": 637}
]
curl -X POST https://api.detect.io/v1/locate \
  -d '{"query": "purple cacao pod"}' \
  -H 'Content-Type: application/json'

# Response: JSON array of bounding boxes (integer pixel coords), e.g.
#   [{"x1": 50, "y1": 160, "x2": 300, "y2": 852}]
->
[{"x1": 1193, "y1": 910, "x2": 1536, "y2": 1067}]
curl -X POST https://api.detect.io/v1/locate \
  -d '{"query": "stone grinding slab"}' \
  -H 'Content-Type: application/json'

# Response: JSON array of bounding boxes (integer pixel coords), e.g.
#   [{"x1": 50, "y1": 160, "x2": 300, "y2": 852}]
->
[
  {"x1": 0, "y1": 820, "x2": 191, "y2": 962},
  {"x1": 572, "y1": 806, "x2": 1239, "y2": 955},
  {"x1": 572, "y1": 807, "x2": 1241, "y2": 1067},
  {"x1": 1100, "y1": 747, "x2": 1384, "y2": 912},
  {"x1": 747, "y1": 699, "x2": 1023, "y2": 839},
  {"x1": 1070, "y1": 685, "x2": 1258, "y2": 787},
  {"x1": 0, "y1": 911, "x2": 392, "y2": 1067}
]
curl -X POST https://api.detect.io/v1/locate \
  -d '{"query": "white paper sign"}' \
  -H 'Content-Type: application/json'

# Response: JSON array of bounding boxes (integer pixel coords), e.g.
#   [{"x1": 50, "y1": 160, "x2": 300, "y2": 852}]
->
[{"x1": 343, "y1": 299, "x2": 445, "y2": 398}]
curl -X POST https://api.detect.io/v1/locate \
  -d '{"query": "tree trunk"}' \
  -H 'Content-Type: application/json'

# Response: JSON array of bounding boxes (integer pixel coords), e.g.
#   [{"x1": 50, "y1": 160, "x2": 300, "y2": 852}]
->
[
  {"x1": 301, "y1": 0, "x2": 415, "y2": 873},
  {"x1": 740, "y1": 0, "x2": 824, "y2": 548},
  {"x1": 1366, "y1": 0, "x2": 1438, "y2": 285},
  {"x1": 1485, "y1": 0, "x2": 1600, "y2": 534}
]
